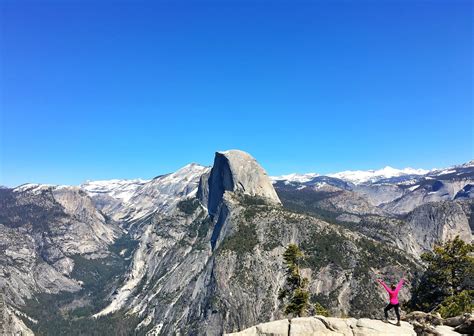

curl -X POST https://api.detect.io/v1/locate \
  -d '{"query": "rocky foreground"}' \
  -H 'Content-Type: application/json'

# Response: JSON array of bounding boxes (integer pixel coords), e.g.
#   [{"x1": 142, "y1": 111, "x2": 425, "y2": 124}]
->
[{"x1": 224, "y1": 315, "x2": 470, "y2": 336}]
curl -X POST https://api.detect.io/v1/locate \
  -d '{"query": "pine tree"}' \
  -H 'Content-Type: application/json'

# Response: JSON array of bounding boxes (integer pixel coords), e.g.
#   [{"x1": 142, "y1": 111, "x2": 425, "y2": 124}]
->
[
  {"x1": 279, "y1": 244, "x2": 309, "y2": 317},
  {"x1": 410, "y1": 236, "x2": 474, "y2": 317}
]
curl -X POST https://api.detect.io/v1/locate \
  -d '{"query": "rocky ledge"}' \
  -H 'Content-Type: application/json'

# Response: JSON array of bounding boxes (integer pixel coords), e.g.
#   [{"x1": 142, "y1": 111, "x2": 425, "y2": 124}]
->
[
  {"x1": 224, "y1": 315, "x2": 467, "y2": 336},
  {"x1": 404, "y1": 311, "x2": 473, "y2": 335}
]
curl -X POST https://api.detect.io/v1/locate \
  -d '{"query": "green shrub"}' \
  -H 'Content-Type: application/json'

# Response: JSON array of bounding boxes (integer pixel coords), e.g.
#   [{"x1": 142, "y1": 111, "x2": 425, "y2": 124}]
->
[
  {"x1": 410, "y1": 236, "x2": 474, "y2": 313},
  {"x1": 438, "y1": 290, "x2": 474, "y2": 318},
  {"x1": 239, "y1": 194, "x2": 268, "y2": 206},
  {"x1": 177, "y1": 198, "x2": 200, "y2": 215},
  {"x1": 314, "y1": 302, "x2": 330, "y2": 317}
]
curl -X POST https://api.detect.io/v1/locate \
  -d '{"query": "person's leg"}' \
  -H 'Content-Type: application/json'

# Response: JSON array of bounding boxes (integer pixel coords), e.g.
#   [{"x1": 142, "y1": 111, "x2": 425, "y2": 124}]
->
[
  {"x1": 384, "y1": 304, "x2": 392, "y2": 320},
  {"x1": 394, "y1": 304, "x2": 400, "y2": 325}
]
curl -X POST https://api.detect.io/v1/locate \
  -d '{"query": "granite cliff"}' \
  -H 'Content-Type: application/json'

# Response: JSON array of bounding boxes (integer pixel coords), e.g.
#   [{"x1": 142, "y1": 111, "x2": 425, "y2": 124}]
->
[{"x1": 0, "y1": 151, "x2": 472, "y2": 335}]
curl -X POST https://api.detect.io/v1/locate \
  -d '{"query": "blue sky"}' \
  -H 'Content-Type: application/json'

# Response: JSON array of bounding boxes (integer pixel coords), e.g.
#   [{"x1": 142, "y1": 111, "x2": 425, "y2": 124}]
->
[{"x1": 0, "y1": 0, "x2": 472, "y2": 186}]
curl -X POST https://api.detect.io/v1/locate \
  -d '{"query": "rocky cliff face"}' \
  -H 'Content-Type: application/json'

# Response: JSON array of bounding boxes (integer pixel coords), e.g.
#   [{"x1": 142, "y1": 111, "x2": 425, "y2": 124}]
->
[
  {"x1": 381, "y1": 176, "x2": 474, "y2": 215},
  {"x1": 86, "y1": 151, "x2": 419, "y2": 335},
  {"x1": 395, "y1": 200, "x2": 473, "y2": 255},
  {"x1": 1, "y1": 151, "x2": 472, "y2": 336},
  {"x1": 91, "y1": 151, "x2": 288, "y2": 334},
  {"x1": 0, "y1": 294, "x2": 35, "y2": 336},
  {"x1": 0, "y1": 185, "x2": 120, "y2": 307},
  {"x1": 273, "y1": 168, "x2": 474, "y2": 258}
]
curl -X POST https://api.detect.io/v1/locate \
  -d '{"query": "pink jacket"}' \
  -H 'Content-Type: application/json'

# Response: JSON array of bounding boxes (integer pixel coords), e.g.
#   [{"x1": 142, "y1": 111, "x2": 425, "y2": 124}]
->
[{"x1": 378, "y1": 279, "x2": 404, "y2": 305}]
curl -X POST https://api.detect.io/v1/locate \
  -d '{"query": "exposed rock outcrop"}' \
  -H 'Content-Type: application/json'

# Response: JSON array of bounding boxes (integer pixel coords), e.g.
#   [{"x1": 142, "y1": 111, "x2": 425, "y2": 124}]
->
[
  {"x1": 0, "y1": 295, "x2": 35, "y2": 336},
  {"x1": 201, "y1": 150, "x2": 281, "y2": 216},
  {"x1": 0, "y1": 185, "x2": 118, "y2": 306},
  {"x1": 225, "y1": 316, "x2": 417, "y2": 336},
  {"x1": 396, "y1": 200, "x2": 473, "y2": 255},
  {"x1": 316, "y1": 189, "x2": 388, "y2": 216},
  {"x1": 352, "y1": 184, "x2": 406, "y2": 207},
  {"x1": 454, "y1": 316, "x2": 474, "y2": 334},
  {"x1": 404, "y1": 311, "x2": 473, "y2": 336},
  {"x1": 381, "y1": 178, "x2": 474, "y2": 215}
]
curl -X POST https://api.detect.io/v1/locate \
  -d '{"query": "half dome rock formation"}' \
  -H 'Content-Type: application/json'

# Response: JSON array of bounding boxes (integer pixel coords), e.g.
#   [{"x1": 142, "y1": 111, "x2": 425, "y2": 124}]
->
[{"x1": 201, "y1": 150, "x2": 281, "y2": 216}]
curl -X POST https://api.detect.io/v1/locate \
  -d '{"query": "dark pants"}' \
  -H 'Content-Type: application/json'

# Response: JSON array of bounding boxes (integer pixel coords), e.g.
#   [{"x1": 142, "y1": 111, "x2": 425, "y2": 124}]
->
[{"x1": 384, "y1": 303, "x2": 400, "y2": 321}]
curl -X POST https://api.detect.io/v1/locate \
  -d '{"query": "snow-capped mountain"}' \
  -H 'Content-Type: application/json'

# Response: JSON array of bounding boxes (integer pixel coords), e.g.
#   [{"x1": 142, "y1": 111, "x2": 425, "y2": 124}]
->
[
  {"x1": 271, "y1": 166, "x2": 431, "y2": 185},
  {"x1": 81, "y1": 179, "x2": 150, "y2": 203},
  {"x1": 271, "y1": 160, "x2": 474, "y2": 215},
  {"x1": 429, "y1": 160, "x2": 474, "y2": 176},
  {"x1": 272, "y1": 161, "x2": 474, "y2": 186},
  {"x1": 270, "y1": 173, "x2": 319, "y2": 184},
  {"x1": 81, "y1": 163, "x2": 210, "y2": 222},
  {"x1": 328, "y1": 166, "x2": 430, "y2": 184},
  {"x1": 79, "y1": 160, "x2": 473, "y2": 220}
]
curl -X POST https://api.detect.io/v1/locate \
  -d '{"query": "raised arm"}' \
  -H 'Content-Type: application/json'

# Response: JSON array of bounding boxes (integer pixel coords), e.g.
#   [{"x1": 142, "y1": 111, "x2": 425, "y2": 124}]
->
[
  {"x1": 377, "y1": 279, "x2": 391, "y2": 292},
  {"x1": 394, "y1": 278, "x2": 404, "y2": 292}
]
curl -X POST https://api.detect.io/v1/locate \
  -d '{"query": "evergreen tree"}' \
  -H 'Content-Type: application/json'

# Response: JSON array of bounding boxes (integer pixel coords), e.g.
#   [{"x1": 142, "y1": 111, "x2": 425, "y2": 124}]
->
[
  {"x1": 279, "y1": 244, "x2": 309, "y2": 317},
  {"x1": 410, "y1": 236, "x2": 474, "y2": 317}
]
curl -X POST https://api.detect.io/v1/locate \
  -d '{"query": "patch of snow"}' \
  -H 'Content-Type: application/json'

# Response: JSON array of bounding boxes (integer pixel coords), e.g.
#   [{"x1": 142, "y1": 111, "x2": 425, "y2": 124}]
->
[
  {"x1": 81, "y1": 178, "x2": 150, "y2": 202},
  {"x1": 314, "y1": 182, "x2": 329, "y2": 189},
  {"x1": 13, "y1": 183, "x2": 54, "y2": 194},
  {"x1": 462, "y1": 160, "x2": 474, "y2": 167},
  {"x1": 271, "y1": 172, "x2": 319, "y2": 183},
  {"x1": 117, "y1": 164, "x2": 209, "y2": 221},
  {"x1": 82, "y1": 163, "x2": 210, "y2": 221},
  {"x1": 328, "y1": 166, "x2": 430, "y2": 185},
  {"x1": 407, "y1": 185, "x2": 419, "y2": 192},
  {"x1": 433, "y1": 169, "x2": 456, "y2": 176},
  {"x1": 398, "y1": 179, "x2": 421, "y2": 186}
]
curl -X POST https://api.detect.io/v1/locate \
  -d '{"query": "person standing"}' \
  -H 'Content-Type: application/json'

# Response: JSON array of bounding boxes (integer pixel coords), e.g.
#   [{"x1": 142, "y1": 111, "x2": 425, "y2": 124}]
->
[{"x1": 376, "y1": 278, "x2": 405, "y2": 326}]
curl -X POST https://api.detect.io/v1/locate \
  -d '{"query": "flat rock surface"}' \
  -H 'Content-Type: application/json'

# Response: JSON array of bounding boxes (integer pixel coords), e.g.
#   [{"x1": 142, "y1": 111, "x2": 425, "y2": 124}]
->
[{"x1": 225, "y1": 316, "x2": 418, "y2": 336}]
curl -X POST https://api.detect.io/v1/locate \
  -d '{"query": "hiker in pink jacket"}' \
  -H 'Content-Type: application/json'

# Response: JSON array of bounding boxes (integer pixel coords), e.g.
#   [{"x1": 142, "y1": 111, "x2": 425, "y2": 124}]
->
[{"x1": 376, "y1": 278, "x2": 405, "y2": 326}]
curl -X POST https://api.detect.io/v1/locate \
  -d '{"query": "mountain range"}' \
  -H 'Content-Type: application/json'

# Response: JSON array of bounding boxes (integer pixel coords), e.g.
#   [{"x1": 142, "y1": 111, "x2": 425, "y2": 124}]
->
[{"x1": 0, "y1": 150, "x2": 472, "y2": 335}]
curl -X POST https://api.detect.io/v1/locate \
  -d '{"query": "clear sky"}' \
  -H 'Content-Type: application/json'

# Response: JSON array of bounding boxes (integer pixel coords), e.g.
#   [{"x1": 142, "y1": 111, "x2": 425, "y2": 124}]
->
[{"x1": 0, "y1": 0, "x2": 472, "y2": 186}]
